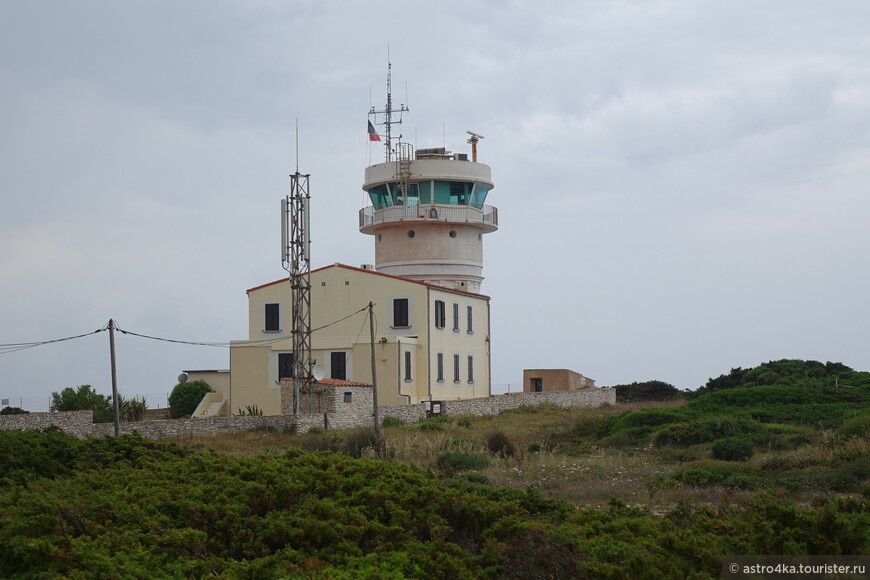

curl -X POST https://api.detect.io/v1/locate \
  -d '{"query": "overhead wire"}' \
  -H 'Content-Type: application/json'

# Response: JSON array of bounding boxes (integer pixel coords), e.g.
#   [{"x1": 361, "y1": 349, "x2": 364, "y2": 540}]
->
[{"x1": 0, "y1": 328, "x2": 106, "y2": 356}]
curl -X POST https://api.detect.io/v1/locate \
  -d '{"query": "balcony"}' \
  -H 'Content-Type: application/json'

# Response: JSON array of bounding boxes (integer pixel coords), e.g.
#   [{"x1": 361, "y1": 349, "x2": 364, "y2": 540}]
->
[{"x1": 359, "y1": 203, "x2": 498, "y2": 233}]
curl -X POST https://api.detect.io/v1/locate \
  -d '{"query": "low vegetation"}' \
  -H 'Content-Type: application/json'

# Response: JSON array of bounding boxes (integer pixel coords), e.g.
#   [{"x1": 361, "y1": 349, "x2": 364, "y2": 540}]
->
[{"x1": 1, "y1": 359, "x2": 868, "y2": 577}]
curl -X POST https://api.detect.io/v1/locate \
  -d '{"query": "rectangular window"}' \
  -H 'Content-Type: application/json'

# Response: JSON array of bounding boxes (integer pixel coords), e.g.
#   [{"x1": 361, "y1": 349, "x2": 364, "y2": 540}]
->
[
  {"x1": 437, "y1": 353, "x2": 444, "y2": 382},
  {"x1": 330, "y1": 352, "x2": 347, "y2": 380},
  {"x1": 343, "y1": 392, "x2": 353, "y2": 403},
  {"x1": 404, "y1": 350, "x2": 412, "y2": 381},
  {"x1": 467, "y1": 305, "x2": 473, "y2": 333},
  {"x1": 265, "y1": 303, "x2": 280, "y2": 332},
  {"x1": 434, "y1": 300, "x2": 446, "y2": 329},
  {"x1": 278, "y1": 352, "x2": 295, "y2": 379},
  {"x1": 531, "y1": 378, "x2": 543, "y2": 393},
  {"x1": 453, "y1": 354, "x2": 460, "y2": 382},
  {"x1": 452, "y1": 303, "x2": 460, "y2": 331},
  {"x1": 393, "y1": 298, "x2": 409, "y2": 328},
  {"x1": 468, "y1": 355, "x2": 474, "y2": 382}
]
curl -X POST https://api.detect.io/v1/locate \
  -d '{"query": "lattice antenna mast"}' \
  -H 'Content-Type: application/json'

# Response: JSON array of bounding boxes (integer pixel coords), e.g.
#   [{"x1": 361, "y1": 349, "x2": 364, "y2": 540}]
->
[
  {"x1": 368, "y1": 60, "x2": 409, "y2": 162},
  {"x1": 281, "y1": 170, "x2": 312, "y2": 415}
]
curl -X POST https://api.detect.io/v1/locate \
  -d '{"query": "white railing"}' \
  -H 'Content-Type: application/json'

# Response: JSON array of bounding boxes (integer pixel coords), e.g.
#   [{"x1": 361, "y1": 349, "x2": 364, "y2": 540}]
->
[{"x1": 359, "y1": 204, "x2": 498, "y2": 229}]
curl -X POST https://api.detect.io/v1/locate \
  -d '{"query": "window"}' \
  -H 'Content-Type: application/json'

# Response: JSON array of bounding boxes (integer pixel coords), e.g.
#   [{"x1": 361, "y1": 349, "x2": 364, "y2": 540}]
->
[
  {"x1": 404, "y1": 350, "x2": 412, "y2": 381},
  {"x1": 330, "y1": 352, "x2": 347, "y2": 380},
  {"x1": 452, "y1": 303, "x2": 460, "y2": 331},
  {"x1": 343, "y1": 392, "x2": 353, "y2": 403},
  {"x1": 437, "y1": 353, "x2": 444, "y2": 382},
  {"x1": 453, "y1": 354, "x2": 460, "y2": 382},
  {"x1": 468, "y1": 356, "x2": 474, "y2": 383},
  {"x1": 434, "y1": 300, "x2": 446, "y2": 329},
  {"x1": 531, "y1": 378, "x2": 543, "y2": 393},
  {"x1": 278, "y1": 352, "x2": 295, "y2": 380},
  {"x1": 265, "y1": 303, "x2": 280, "y2": 332},
  {"x1": 393, "y1": 298, "x2": 409, "y2": 328},
  {"x1": 467, "y1": 305, "x2": 473, "y2": 333}
]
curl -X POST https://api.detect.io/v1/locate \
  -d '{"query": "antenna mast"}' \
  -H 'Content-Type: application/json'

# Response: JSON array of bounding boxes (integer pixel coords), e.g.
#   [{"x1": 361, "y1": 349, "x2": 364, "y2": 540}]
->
[
  {"x1": 369, "y1": 60, "x2": 409, "y2": 162},
  {"x1": 281, "y1": 168, "x2": 312, "y2": 415}
]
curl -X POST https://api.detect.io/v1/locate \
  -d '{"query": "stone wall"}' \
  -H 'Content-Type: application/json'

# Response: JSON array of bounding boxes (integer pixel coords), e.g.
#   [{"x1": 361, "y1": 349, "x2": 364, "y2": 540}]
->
[
  {"x1": 0, "y1": 410, "x2": 95, "y2": 438},
  {"x1": 0, "y1": 388, "x2": 615, "y2": 439}
]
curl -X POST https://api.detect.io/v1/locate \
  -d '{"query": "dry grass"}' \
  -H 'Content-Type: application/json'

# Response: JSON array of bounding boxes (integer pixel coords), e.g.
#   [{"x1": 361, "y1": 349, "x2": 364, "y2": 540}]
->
[{"x1": 168, "y1": 401, "x2": 867, "y2": 509}]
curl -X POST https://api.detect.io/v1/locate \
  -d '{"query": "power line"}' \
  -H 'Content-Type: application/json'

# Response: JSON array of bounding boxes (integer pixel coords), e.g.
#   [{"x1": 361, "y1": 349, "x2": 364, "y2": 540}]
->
[{"x1": 0, "y1": 328, "x2": 106, "y2": 356}]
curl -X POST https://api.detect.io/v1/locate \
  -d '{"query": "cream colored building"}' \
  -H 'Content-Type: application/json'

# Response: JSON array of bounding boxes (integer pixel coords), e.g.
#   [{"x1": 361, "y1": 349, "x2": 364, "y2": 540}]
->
[
  {"x1": 523, "y1": 369, "x2": 596, "y2": 393},
  {"x1": 227, "y1": 263, "x2": 491, "y2": 416}
]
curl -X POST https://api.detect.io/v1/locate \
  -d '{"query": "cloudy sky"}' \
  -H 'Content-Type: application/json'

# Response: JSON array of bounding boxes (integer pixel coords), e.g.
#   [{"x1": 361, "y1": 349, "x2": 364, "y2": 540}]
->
[{"x1": 2, "y1": 1, "x2": 868, "y2": 410}]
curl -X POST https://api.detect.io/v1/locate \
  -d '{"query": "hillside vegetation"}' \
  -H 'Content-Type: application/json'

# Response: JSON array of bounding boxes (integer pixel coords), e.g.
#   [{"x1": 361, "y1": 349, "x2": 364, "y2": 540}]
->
[{"x1": 0, "y1": 359, "x2": 868, "y2": 578}]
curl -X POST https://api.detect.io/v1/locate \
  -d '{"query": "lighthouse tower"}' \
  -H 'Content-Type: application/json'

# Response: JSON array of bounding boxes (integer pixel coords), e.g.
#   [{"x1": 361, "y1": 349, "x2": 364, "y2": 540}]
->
[{"x1": 360, "y1": 73, "x2": 497, "y2": 293}]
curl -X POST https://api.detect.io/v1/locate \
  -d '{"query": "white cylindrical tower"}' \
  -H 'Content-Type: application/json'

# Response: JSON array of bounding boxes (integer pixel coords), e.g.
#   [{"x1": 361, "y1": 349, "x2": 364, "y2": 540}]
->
[{"x1": 359, "y1": 145, "x2": 497, "y2": 293}]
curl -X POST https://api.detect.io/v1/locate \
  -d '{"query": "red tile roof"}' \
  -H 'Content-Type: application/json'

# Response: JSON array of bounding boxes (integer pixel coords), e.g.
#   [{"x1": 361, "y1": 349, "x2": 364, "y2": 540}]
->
[{"x1": 246, "y1": 262, "x2": 490, "y2": 299}]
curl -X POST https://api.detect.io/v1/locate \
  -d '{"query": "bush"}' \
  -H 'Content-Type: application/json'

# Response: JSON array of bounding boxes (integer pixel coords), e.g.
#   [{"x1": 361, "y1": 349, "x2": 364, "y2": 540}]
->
[
  {"x1": 119, "y1": 395, "x2": 147, "y2": 422},
  {"x1": 673, "y1": 461, "x2": 761, "y2": 489},
  {"x1": 435, "y1": 452, "x2": 491, "y2": 473},
  {"x1": 381, "y1": 416, "x2": 405, "y2": 428},
  {"x1": 167, "y1": 380, "x2": 212, "y2": 419},
  {"x1": 614, "y1": 380, "x2": 683, "y2": 403},
  {"x1": 457, "y1": 417, "x2": 473, "y2": 428},
  {"x1": 49, "y1": 385, "x2": 113, "y2": 423},
  {"x1": 837, "y1": 411, "x2": 870, "y2": 439},
  {"x1": 0, "y1": 406, "x2": 28, "y2": 415},
  {"x1": 485, "y1": 431, "x2": 516, "y2": 457},
  {"x1": 342, "y1": 428, "x2": 384, "y2": 459},
  {"x1": 711, "y1": 437, "x2": 754, "y2": 461}
]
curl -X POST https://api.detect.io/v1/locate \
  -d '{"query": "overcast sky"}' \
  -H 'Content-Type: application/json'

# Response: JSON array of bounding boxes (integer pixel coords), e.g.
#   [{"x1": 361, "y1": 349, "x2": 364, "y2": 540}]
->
[{"x1": 2, "y1": 1, "x2": 868, "y2": 410}]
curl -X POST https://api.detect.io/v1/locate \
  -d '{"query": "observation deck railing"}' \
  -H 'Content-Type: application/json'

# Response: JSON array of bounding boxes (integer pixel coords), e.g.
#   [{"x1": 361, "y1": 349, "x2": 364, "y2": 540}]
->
[{"x1": 359, "y1": 203, "x2": 498, "y2": 231}]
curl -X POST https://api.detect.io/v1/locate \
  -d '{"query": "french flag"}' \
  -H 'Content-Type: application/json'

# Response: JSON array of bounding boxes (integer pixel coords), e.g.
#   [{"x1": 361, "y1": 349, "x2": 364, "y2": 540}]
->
[{"x1": 367, "y1": 120, "x2": 381, "y2": 142}]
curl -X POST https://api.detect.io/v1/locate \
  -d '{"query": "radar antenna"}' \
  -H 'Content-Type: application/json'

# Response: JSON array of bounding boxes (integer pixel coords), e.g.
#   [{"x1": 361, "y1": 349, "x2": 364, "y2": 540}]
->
[{"x1": 466, "y1": 131, "x2": 485, "y2": 162}]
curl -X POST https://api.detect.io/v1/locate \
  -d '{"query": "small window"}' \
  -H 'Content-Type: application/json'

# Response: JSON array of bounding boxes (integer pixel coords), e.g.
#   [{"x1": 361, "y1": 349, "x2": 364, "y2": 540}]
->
[
  {"x1": 453, "y1": 354, "x2": 460, "y2": 382},
  {"x1": 404, "y1": 350, "x2": 412, "y2": 381},
  {"x1": 343, "y1": 392, "x2": 353, "y2": 403},
  {"x1": 434, "y1": 300, "x2": 446, "y2": 329},
  {"x1": 467, "y1": 305, "x2": 473, "y2": 333},
  {"x1": 330, "y1": 352, "x2": 347, "y2": 380},
  {"x1": 393, "y1": 298, "x2": 409, "y2": 328},
  {"x1": 468, "y1": 356, "x2": 474, "y2": 383},
  {"x1": 531, "y1": 378, "x2": 543, "y2": 393},
  {"x1": 452, "y1": 303, "x2": 460, "y2": 331},
  {"x1": 278, "y1": 352, "x2": 295, "y2": 380},
  {"x1": 265, "y1": 303, "x2": 280, "y2": 332},
  {"x1": 437, "y1": 353, "x2": 444, "y2": 382}
]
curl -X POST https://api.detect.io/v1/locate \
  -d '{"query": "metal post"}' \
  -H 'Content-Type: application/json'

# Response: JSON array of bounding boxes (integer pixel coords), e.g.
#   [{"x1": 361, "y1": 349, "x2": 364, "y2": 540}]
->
[
  {"x1": 108, "y1": 319, "x2": 120, "y2": 436},
  {"x1": 369, "y1": 302, "x2": 379, "y2": 433}
]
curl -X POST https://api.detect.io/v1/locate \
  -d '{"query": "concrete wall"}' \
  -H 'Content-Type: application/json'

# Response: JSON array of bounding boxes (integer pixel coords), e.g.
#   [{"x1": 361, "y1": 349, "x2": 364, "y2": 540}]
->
[
  {"x1": 523, "y1": 369, "x2": 596, "y2": 392},
  {"x1": 0, "y1": 388, "x2": 615, "y2": 439}
]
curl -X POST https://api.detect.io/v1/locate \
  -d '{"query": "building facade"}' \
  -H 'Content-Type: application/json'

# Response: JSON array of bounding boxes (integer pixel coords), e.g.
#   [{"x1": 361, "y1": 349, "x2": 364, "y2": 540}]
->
[{"x1": 228, "y1": 263, "x2": 491, "y2": 416}]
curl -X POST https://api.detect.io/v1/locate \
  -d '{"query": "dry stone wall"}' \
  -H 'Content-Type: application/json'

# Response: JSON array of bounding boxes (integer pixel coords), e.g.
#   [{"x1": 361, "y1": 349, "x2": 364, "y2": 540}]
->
[{"x1": 0, "y1": 388, "x2": 615, "y2": 439}]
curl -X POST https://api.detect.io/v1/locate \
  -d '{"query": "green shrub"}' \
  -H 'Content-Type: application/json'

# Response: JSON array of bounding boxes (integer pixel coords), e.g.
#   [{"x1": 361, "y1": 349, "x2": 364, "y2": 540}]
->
[
  {"x1": 711, "y1": 437, "x2": 754, "y2": 461},
  {"x1": 49, "y1": 385, "x2": 113, "y2": 423},
  {"x1": 457, "y1": 417, "x2": 473, "y2": 428},
  {"x1": 381, "y1": 416, "x2": 405, "y2": 428},
  {"x1": 436, "y1": 452, "x2": 491, "y2": 473},
  {"x1": 167, "y1": 380, "x2": 212, "y2": 419},
  {"x1": 307, "y1": 426, "x2": 324, "y2": 435},
  {"x1": 527, "y1": 443, "x2": 541, "y2": 453},
  {"x1": 837, "y1": 411, "x2": 870, "y2": 439},
  {"x1": 614, "y1": 380, "x2": 683, "y2": 403},
  {"x1": 673, "y1": 461, "x2": 761, "y2": 489},
  {"x1": 237, "y1": 404, "x2": 263, "y2": 416},
  {"x1": 485, "y1": 431, "x2": 516, "y2": 457},
  {"x1": 0, "y1": 406, "x2": 28, "y2": 415},
  {"x1": 456, "y1": 472, "x2": 490, "y2": 484}
]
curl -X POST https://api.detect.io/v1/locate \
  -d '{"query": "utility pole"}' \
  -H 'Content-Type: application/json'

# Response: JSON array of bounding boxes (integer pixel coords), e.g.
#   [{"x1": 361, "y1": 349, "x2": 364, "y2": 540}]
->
[
  {"x1": 108, "y1": 319, "x2": 120, "y2": 436},
  {"x1": 368, "y1": 302, "x2": 379, "y2": 433}
]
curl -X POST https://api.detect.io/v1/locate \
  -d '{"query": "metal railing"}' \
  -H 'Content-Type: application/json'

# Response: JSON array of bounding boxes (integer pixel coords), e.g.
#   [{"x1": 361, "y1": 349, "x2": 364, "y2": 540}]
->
[{"x1": 359, "y1": 204, "x2": 498, "y2": 229}]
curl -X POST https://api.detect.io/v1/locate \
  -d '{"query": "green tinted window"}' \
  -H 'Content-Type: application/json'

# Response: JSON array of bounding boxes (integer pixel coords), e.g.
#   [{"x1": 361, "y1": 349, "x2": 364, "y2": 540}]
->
[
  {"x1": 433, "y1": 180, "x2": 452, "y2": 204},
  {"x1": 470, "y1": 183, "x2": 489, "y2": 208},
  {"x1": 417, "y1": 180, "x2": 432, "y2": 204},
  {"x1": 368, "y1": 184, "x2": 391, "y2": 208}
]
